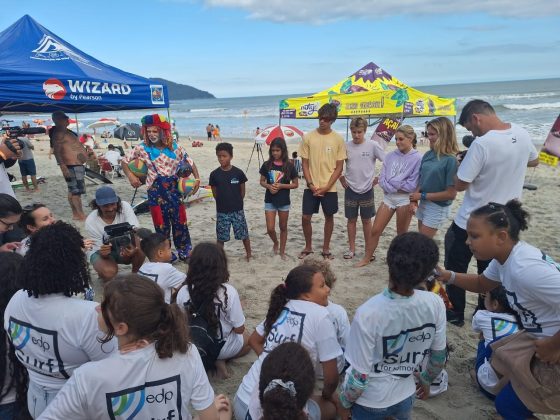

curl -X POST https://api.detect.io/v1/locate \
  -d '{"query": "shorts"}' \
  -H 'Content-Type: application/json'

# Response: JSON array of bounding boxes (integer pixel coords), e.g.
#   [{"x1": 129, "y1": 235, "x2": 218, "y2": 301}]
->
[
  {"x1": 18, "y1": 159, "x2": 37, "y2": 176},
  {"x1": 383, "y1": 192, "x2": 410, "y2": 209},
  {"x1": 27, "y1": 381, "x2": 59, "y2": 419},
  {"x1": 216, "y1": 210, "x2": 249, "y2": 242},
  {"x1": 207, "y1": 131, "x2": 212, "y2": 139},
  {"x1": 233, "y1": 395, "x2": 248, "y2": 420},
  {"x1": 65, "y1": 165, "x2": 86, "y2": 195},
  {"x1": 416, "y1": 200, "x2": 451, "y2": 229},
  {"x1": 264, "y1": 202, "x2": 290, "y2": 212},
  {"x1": 89, "y1": 248, "x2": 128, "y2": 265},
  {"x1": 344, "y1": 187, "x2": 375, "y2": 219},
  {"x1": 351, "y1": 394, "x2": 415, "y2": 420},
  {"x1": 218, "y1": 332, "x2": 244, "y2": 360},
  {"x1": 302, "y1": 189, "x2": 338, "y2": 216}
]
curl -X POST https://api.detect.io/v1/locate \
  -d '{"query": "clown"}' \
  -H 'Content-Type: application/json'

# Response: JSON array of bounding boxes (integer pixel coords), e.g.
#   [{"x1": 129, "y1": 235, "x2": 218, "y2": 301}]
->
[{"x1": 122, "y1": 114, "x2": 200, "y2": 260}]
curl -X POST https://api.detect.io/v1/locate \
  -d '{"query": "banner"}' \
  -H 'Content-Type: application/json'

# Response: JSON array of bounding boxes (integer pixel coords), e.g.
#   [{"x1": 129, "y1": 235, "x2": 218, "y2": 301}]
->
[
  {"x1": 539, "y1": 151, "x2": 559, "y2": 167},
  {"x1": 543, "y1": 114, "x2": 560, "y2": 159},
  {"x1": 370, "y1": 117, "x2": 402, "y2": 150}
]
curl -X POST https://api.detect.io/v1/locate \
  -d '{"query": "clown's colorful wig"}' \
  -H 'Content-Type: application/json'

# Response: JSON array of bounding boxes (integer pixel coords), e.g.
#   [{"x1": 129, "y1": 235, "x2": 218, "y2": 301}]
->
[{"x1": 141, "y1": 114, "x2": 173, "y2": 149}]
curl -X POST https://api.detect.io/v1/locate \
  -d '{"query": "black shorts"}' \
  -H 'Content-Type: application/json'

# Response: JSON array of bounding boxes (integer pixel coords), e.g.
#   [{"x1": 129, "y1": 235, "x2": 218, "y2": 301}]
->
[
  {"x1": 207, "y1": 131, "x2": 212, "y2": 139},
  {"x1": 302, "y1": 189, "x2": 338, "y2": 216},
  {"x1": 344, "y1": 187, "x2": 375, "y2": 219}
]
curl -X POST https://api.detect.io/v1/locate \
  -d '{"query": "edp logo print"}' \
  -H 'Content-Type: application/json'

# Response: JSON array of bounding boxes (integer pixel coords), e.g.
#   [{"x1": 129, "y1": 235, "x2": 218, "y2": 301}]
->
[
  {"x1": 8, "y1": 317, "x2": 69, "y2": 379},
  {"x1": 491, "y1": 317, "x2": 518, "y2": 340},
  {"x1": 265, "y1": 308, "x2": 305, "y2": 351},
  {"x1": 106, "y1": 375, "x2": 182, "y2": 420},
  {"x1": 375, "y1": 323, "x2": 436, "y2": 377}
]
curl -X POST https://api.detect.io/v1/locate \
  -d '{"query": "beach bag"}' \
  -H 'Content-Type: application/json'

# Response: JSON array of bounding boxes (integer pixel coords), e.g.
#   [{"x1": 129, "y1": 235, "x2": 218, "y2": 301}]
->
[
  {"x1": 490, "y1": 331, "x2": 560, "y2": 414},
  {"x1": 182, "y1": 297, "x2": 225, "y2": 372}
]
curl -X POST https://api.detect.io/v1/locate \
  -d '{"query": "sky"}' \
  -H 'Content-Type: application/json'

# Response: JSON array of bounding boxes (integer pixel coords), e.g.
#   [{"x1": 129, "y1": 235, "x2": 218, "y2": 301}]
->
[{"x1": 2, "y1": 0, "x2": 559, "y2": 98}]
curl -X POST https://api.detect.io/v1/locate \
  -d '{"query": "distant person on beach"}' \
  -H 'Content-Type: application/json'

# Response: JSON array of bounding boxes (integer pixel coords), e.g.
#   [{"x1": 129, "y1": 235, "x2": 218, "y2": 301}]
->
[
  {"x1": 50, "y1": 110, "x2": 88, "y2": 221},
  {"x1": 17, "y1": 135, "x2": 40, "y2": 192},
  {"x1": 214, "y1": 125, "x2": 222, "y2": 141},
  {"x1": 356, "y1": 125, "x2": 421, "y2": 267},
  {"x1": 409, "y1": 117, "x2": 458, "y2": 239},
  {"x1": 259, "y1": 137, "x2": 299, "y2": 259},
  {"x1": 255, "y1": 127, "x2": 261, "y2": 136},
  {"x1": 207, "y1": 123, "x2": 213, "y2": 141},
  {"x1": 104, "y1": 144, "x2": 123, "y2": 177},
  {"x1": 444, "y1": 99, "x2": 539, "y2": 327},
  {"x1": 299, "y1": 103, "x2": 347, "y2": 260},
  {"x1": 122, "y1": 114, "x2": 200, "y2": 261},
  {"x1": 339, "y1": 117, "x2": 385, "y2": 260},
  {"x1": 209, "y1": 142, "x2": 252, "y2": 260}
]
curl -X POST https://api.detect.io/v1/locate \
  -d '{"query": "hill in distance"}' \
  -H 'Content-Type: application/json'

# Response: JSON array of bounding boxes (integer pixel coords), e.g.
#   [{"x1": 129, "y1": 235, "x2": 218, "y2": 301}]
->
[{"x1": 150, "y1": 78, "x2": 215, "y2": 100}]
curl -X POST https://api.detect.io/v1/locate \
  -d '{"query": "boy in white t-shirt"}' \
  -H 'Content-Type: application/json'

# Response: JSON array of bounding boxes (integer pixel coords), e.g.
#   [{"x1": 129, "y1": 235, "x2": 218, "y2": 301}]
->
[
  {"x1": 338, "y1": 232, "x2": 447, "y2": 420},
  {"x1": 138, "y1": 232, "x2": 186, "y2": 303}
]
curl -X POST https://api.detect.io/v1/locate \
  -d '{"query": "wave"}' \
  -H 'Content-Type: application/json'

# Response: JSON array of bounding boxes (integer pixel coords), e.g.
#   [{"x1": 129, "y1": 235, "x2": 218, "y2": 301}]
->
[
  {"x1": 501, "y1": 102, "x2": 560, "y2": 110},
  {"x1": 188, "y1": 107, "x2": 228, "y2": 113},
  {"x1": 458, "y1": 92, "x2": 558, "y2": 103}
]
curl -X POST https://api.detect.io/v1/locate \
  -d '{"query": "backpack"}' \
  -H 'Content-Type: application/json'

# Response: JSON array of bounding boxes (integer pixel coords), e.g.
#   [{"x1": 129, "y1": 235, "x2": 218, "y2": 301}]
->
[{"x1": 181, "y1": 295, "x2": 225, "y2": 372}]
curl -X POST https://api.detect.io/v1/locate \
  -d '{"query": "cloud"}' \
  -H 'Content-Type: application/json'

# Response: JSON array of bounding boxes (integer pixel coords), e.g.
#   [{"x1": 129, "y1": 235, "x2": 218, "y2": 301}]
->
[{"x1": 199, "y1": 0, "x2": 560, "y2": 23}]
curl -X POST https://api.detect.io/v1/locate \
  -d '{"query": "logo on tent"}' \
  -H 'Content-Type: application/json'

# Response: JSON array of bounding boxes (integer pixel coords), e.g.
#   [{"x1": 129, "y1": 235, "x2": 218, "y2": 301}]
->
[
  {"x1": 43, "y1": 78, "x2": 66, "y2": 100},
  {"x1": 150, "y1": 85, "x2": 165, "y2": 105},
  {"x1": 31, "y1": 35, "x2": 100, "y2": 69}
]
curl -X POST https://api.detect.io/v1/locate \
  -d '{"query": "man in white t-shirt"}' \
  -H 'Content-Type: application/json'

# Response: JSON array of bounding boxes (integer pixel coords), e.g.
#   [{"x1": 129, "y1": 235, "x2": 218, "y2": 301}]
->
[
  {"x1": 445, "y1": 100, "x2": 539, "y2": 326},
  {"x1": 85, "y1": 186, "x2": 145, "y2": 282},
  {"x1": 104, "y1": 144, "x2": 123, "y2": 177}
]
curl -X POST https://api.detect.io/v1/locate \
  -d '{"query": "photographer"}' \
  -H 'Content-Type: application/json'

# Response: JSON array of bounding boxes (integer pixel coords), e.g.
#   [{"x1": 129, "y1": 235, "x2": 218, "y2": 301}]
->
[
  {"x1": 444, "y1": 99, "x2": 539, "y2": 326},
  {"x1": 85, "y1": 186, "x2": 145, "y2": 282}
]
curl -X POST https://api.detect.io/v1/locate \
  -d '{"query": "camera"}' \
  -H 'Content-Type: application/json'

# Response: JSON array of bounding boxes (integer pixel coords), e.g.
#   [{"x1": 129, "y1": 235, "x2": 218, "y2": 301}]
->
[
  {"x1": 102, "y1": 222, "x2": 135, "y2": 250},
  {"x1": 456, "y1": 135, "x2": 476, "y2": 162},
  {"x1": 2, "y1": 126, "x2": 46, "y2": 139}
]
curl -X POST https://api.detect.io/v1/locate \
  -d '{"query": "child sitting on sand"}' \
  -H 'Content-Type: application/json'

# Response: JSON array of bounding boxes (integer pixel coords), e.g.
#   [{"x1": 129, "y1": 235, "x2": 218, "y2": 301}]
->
[
  {"x1": 138, "y1": 232, "x2": 186, "y2": 303},
  {"x1": 16, "y1": 203, "x2": 55, "y2": 255},
  {"x1": 209, "y1": 142, "x2": 252, "y2": 260},
  {"x1": 302, "y1": 256, "x2": 350, "y2": 375},
  {"x1": 338, "y1": 232, "x2": 447, "y2": 420},
  {"x1": 472, "y1": 286, "x2": 519, "y2": 398},
  {"x1": 175, "y1": 242, "x2": 250, "y2": 379},
  {"x1": 248, "y1": 342, "x2": 321, "y2": 420},
  {"x1": 259, "y1": 137, "x2": 298, "y2": 259},
  {"x1": 234, "y1": 265, "x2": 341, "y2": 420}
]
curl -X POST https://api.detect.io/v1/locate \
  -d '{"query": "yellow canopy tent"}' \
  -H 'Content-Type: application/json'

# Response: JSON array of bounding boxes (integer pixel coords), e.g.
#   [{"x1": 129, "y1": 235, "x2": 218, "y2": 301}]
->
[{"x1": 279, "y1": 62, "x2": 456, "y2": 120}]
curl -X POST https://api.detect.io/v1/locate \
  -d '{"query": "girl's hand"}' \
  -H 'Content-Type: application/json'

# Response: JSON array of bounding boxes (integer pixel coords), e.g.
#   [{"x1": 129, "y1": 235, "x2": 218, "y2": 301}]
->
[
  {"x1": 414, "y1": 372, "x2": 431, "y2": 400},
  {"x1": 372, "y1": 176, "x2": 379, "y2": 187},
  {"x1": 190, "y1": 179, "x2": 200, "y2": 196},
  {"x1": 434, "y1": 266, "x2": 451, "y2": 283},
  {"x1": 334, "y1": 399, "x2": 351, "y2": 420},
  {"x1": 269, "y1": 184, "x2": 279, "y2": 194},
  {"x1": 339, "y1": 175, "x2": 348, "y2": 189},
  {"x1": 535, "y1": 337, "x2": 560, "y2": 364},
  {"x1": 409, "y1": 201, "x2": 418, "y2": 215},
  {"x1": 82, "y1": 239, "x2": 95, "y2": 251},
  {"x1": 410, "y1": 192, "x2": 421, "y2": 201},
  {"x1": 128, "y1": 174, "x2": 142, "y2": 188}
]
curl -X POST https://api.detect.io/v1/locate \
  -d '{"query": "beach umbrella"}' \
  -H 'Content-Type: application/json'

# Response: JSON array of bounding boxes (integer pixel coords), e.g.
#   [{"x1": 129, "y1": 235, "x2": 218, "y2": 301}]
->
[
  {"x1": 255, "y1": 125, "x2": 304, "y2": 145},
  {"x1": 87, "y1": 118, "x2": 120, "y2": 129},
  {"x1": 67, "y1": 118, "x2": 83, "y2": 131}
]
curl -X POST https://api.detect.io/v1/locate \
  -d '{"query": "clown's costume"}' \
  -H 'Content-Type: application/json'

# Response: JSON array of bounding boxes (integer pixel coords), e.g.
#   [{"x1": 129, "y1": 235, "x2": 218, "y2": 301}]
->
[{"x1": 122, "y1": 114, "x2": 200, "y2": 260}]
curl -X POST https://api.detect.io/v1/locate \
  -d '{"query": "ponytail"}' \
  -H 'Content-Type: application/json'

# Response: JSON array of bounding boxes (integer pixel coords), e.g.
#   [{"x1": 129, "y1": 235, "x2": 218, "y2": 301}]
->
[
  {"x1": 261, "y1": 383, "x2": 304, "y2": 420},
  {"x1": 263, "y1": 265, "x2": 320, "y2": 336},
  {"x1": 471, "y1": 199, "x2": 529, "y2": 241},
  {"x1": 155, "y1": 303, "x2": 189, "y2": 358}
]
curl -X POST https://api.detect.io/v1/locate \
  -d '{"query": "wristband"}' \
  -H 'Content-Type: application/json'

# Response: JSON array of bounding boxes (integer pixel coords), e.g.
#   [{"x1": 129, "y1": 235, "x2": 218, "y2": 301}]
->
[
  {"x1": 448, "y1": 271, "x2": 456, "y2": 285},
  {"x1": 421, "y1": 191, "x2": 427, "y2": 200}
]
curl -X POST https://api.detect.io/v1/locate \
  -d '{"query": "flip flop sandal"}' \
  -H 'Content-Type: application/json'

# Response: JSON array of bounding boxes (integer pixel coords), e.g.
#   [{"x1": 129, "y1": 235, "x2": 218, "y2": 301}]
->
[
  {"x1": 321, "y1": 251, "x2": 335, "y2": 260},
  {"x1": 343, "y1": 250, "x2": 354, "y2": 259},
  {"x1": 298, "y1": 250, "x2": 314, "y2": 260}
]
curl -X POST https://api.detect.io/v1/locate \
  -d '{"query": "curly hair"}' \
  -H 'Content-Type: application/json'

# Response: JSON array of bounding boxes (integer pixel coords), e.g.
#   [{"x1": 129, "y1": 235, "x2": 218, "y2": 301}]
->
[
  {"x1": 264, "y1": 265, "x2": 320, "y2": 337},
  {"x1": 18, "y1": 221, "x2": 90, "y2": 297},
  {"x1": 386, "y1": 232, "x2": 439, "y2": 292},
  {"x1": 259, "y1": 342, "x2": 315, "y2": 420},
  {"x1": 100, "y1": 274, "x2": 190, "y2": 358},
  {"x1": 185, "y1": 242, "x2": 230, "y2": 336},
  {"x1": 89, "y1": 197, "x2": 122, "y2": 217},
  {"x1": 215, "y1": 142, "x2": 233, "y2": 156},
  {"x1": 0, "y1": 253, "x2": 30, "y2": 417},
  {"x1": 301, "y1": 256, "x2": 337, "y2": 288}
]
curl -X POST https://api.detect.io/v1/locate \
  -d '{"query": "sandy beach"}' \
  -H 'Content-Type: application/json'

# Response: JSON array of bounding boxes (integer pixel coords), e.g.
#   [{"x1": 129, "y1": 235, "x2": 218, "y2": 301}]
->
[{"x1": 12, "y1": 135, "x2": 560, "y2": 420}]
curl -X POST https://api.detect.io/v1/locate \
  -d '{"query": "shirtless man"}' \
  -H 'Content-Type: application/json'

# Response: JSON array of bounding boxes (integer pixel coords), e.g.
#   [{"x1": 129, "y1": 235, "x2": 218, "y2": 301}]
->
[{"x1": 50, "y1": 111, "x2": 88, "y2": 220}]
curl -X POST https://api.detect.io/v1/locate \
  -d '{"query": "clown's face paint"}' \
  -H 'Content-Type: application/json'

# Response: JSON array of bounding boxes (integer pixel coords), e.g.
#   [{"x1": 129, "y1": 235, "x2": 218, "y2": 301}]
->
[{"x1": 146, "y1": 126, "x2": 160, "y2": 144}]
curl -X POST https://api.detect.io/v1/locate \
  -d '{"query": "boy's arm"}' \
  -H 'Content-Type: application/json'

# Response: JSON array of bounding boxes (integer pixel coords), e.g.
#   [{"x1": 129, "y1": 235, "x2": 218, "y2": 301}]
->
[
  {"x1": 210, "y1": 186, "x2": 217, "y2": 200},
  {"x1": 240, "y1": 182, "x2": 245, "y2": 199}
]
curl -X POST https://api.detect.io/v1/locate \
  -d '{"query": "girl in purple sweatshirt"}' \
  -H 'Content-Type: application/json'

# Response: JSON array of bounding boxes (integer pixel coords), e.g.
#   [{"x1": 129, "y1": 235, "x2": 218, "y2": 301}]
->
[{"x1": 357, "y1": 125, "x2": 421, "y2": 267}]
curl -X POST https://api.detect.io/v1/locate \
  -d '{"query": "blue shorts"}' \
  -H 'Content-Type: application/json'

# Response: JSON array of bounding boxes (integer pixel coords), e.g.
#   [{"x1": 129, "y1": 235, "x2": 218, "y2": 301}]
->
[
  {"x1": 264, "y1": 202, "x2": 290, "y2": 212},
  {"x1": 18, "y1": 159, "x2": 37, "y2": 176},
  {"x1": 216, "y1": 210, "x2": 249, "y2": 242},
  {"x1": 416, "y1": 200, "x2": 451, "y2": 229},
  {"x1": 351, "y1": 394, "x2": 415, "y2": 420}
]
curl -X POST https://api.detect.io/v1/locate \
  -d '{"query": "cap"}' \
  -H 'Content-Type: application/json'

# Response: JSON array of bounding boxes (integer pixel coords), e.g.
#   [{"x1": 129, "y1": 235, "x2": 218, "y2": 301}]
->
[
  {"x1": 52, "y1": 110, "x2": 69, "y2": 120},
  {"x1": 95, "y1": 186, "x2": 119, "y2": 206}
]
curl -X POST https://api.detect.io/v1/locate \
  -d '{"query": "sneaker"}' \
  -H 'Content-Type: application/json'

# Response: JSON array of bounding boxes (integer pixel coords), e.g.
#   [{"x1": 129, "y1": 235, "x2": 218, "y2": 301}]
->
[
  {"x1": 170, "y1": 252, "x2": 178, "y2": 264},
  {"x1": 446, "y1": 310, "x2": 465, "y2": 327}
]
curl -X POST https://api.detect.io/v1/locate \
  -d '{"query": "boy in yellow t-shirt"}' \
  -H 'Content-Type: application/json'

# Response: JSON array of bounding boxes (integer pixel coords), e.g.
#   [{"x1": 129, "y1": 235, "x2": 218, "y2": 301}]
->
[{"x1": 299, "y1": 103, "x2": 347, "y2": 260}]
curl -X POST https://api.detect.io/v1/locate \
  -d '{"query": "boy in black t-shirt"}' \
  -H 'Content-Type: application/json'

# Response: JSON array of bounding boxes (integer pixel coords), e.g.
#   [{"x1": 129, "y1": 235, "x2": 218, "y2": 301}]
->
[{"x1": 209, "y1": 142, "x2": 252, "y2": 260}]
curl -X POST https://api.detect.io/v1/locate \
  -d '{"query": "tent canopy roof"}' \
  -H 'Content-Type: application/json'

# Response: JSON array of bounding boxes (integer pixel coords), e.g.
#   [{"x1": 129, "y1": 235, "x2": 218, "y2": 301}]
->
[
  {"x1": 280, "y1": 62, "x2": 456, "y2": 119},
  {"x1": 0, "y1": 15, "x2": 168, "y2": 113}
]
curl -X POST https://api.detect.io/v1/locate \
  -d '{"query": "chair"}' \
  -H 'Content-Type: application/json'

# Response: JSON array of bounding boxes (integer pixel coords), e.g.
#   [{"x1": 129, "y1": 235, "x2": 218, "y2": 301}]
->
[{"x1": 98, "y1": 157, "x2": 118, "y2": 179}]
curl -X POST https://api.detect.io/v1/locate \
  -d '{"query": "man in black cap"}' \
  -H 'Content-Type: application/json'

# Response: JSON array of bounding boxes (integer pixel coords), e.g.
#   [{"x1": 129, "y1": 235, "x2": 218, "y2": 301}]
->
[{"x1": 50, "y1": 110, "x2": 88, "y2": 221}]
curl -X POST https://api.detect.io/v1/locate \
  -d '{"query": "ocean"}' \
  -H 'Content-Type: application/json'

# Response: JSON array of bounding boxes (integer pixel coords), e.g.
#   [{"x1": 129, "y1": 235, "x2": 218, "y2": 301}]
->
[{"x1": 23, "y1": 78, "x2": 560, "y2": 144}]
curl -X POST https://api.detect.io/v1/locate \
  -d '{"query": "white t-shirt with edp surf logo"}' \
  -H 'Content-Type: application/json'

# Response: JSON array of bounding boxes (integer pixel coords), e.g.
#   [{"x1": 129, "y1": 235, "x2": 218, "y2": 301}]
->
[
  {"x1": 345, "y1": 289, "x2": 446, "y2": 409},
  {"x1": 235, "y1": 299, "x2": 342, "y2": 405},
  {"x1": 4, "y1": 291, "x2": 115, "y2": 391},
  {"x1": 39, "y1": 343, "x2": 215, "y2": 420}
]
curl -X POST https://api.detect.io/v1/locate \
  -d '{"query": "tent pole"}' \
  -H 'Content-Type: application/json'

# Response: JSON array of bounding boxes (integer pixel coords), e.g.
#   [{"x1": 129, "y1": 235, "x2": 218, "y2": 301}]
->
[
  {"x1": 75, "y1": 113, "x2": 80, "y2": 136},
  {"x1": 346, "y1": 118, "x2": 349, "y2": 142}
]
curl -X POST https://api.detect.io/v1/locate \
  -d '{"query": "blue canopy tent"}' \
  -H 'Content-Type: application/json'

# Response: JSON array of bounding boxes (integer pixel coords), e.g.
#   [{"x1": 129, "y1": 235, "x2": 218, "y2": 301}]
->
[{"x1": 0, "y1": 15, "x2": 169, "y2": 113}]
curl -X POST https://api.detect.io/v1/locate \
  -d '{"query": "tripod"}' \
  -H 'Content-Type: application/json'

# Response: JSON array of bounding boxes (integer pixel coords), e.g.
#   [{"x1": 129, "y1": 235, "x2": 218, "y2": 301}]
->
[{"x1": 246, "y1": 141, "x2": 265, "y2": 173}]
